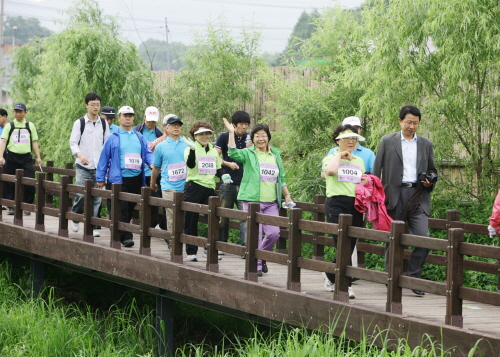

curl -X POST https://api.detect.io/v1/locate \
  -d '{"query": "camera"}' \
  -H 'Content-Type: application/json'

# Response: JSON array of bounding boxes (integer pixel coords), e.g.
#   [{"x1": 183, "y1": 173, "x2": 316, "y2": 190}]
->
[{"x1": 418, "y1": 170, "x2": 438, "y2": 184}]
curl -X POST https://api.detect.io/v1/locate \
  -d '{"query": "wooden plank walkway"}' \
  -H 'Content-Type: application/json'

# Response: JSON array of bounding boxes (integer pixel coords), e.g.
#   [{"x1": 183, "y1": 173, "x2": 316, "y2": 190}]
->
[{"x1": 6, "y1": 211, "x2": 500, "y2": 337}]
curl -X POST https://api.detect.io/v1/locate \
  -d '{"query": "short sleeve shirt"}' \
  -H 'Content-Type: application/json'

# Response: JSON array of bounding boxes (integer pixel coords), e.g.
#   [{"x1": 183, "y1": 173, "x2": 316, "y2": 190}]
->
[
  {"x1": 1, "y1": 120, "x2": 39, "y2": 154},
  {"x1": 322, "y1": 153, "x2": 365, "y2": 198},
  {"x1": 184, "y1": 142, "x2": 222, "y2": 190},
  {"x1": 153, "y1": 136, "x2": 188, "y2": 191},
  {"x1": 215, "y1": 131, "x2": 249, "y2": 185},
  {"x1": 119, "y1": 128, "x2": 142, "y2": 178}
]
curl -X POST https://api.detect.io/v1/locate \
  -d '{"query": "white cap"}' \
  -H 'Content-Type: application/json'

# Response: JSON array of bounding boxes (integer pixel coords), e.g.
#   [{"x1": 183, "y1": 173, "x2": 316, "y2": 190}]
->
[
  {"x1": 342, "y1": 116, "x2": 362, "y2": 127},
  {"x1": 194, "y1": 127, "x2": 213, "y2": 135},
  {"x1": 118, "y1": 106, "x2": 134, "y2": 115},
  {"x1": 144, "y1": 106, "x2": 159, "y2": 122}
]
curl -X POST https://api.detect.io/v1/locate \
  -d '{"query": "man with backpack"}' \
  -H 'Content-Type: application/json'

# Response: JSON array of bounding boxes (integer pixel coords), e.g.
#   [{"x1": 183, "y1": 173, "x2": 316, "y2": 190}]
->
[
  {"x1": 0, "y1": 103, "x2": 42, "y2": 215},
  {"x1": 69, "y1": 93, "x2": 110, "y2": 237}
]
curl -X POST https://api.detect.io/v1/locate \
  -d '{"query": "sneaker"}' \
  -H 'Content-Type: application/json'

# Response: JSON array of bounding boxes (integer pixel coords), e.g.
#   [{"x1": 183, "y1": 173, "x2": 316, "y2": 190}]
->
[
  {"x1": 7, "y1": 208, "x2": 14, "y2": 215},
  {"x1": 23, "y1": 211, "x2": 31, "y2": 216},
  {"x1": 165, "y1": 239, "x2": 171, "y2": 249},
  {"x1": 257, "y1": 270, "x2": 263, "y2": 277},
  {"x1": 187, "y1": 255, "x2": 198, "y2": 262},
  {"x1": 70, "y1": 221, "x2": 79, "y2": 233},
  {"x1": 348, "y1": 286, "x2": 355, "y2": 299},
  {"x1": 262, "y1": 263, "x2": 268, "y2": 273},
  {"x1": 122, "y1": 239, "x2": 134, "y2": 248},
  {"x1": 93, "y1": 230, "x2": 100, "y2": 237},
  {"x1": 218, "y1": 251, "x2": 225, "y2": 255},
  {"x1": 322, "y1": 272, "x2": 335, "y2": 292},
  {"x1": 1, "y1": 205, "x2": 6, "y2": 210}
]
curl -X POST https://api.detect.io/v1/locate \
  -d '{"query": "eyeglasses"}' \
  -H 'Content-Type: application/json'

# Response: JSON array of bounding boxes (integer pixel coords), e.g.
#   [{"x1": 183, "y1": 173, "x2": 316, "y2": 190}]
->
[
  {"x1": 87, "y1": 103, "x2": 101, "y2": 108},
  {"x1": 402, "y1": 121, "x2": 419, "y2": 127},
  {"x1": 253, "y1": 135, "x2": 268, "y2": 139}
]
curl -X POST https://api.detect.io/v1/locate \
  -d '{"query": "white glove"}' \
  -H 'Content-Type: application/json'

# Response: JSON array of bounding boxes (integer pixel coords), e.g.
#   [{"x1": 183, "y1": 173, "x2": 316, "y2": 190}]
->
[
  {"x1": 221, "y1": 174, "x2": 233, "y2": 184},
  {"x1": 184, "y1": 137, "x2": 196, "y2": 149},
  {"x1": 487, "y1": 225, "x2": 497, "y2": 238}
]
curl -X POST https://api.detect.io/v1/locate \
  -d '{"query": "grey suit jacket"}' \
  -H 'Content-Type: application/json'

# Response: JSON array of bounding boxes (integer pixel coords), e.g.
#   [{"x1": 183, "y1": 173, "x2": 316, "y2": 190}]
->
[{"x1": 372, "y1": 132, "x2": 436, "y2": 215}]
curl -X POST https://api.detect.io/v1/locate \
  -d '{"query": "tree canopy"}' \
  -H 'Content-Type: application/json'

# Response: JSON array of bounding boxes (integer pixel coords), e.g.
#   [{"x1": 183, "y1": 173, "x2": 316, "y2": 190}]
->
[
  {"x1": 4, "y1": 16, "x2": 53, "y2": 45},
  {"x1": 10, "y1": 0, "x2": 159, "y2": 168},
  {"x1": 138, "y1": 39, "x2": 189, "y2": 71}
]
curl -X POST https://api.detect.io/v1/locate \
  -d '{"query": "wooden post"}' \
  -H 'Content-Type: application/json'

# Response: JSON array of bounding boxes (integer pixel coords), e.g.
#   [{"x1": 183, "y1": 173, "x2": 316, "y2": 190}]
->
[
  {"x1": 110, "y1": 183, "x2": 122, "y2": 249},
  {"x1": 386, "y1": 220, "x2": 406, "y2": 314},
  {"x1": 445, "y1": 228, "x2": 464, "y2": 327},
  {"x1": 58, "y1": 175, "x2": 70, "y2": 238},
  {"x1": 140, "y1": 186, "x2": 153, "y2": 256},
  {"x1": 171, "y1": 191, "x2": 184, "y2": 263},
  {"x1": 35, "y1": 171, "x2": 46, "y2": 232},
  {"x1": 45, "y1": 161, "x2": 54, "y2": 208},
  {"x1": 276, "y1": 204, "x2": 287, "y2": 253},
  {"x1": 156, "y1": 290, "x2": 174, "y2": 357},
  {"x1": 83, "y1": 179, "x2": 94, "y2": 243},
  {"x1": 13, "y1": 169, "x2": 24, "y2": 226},
  {"x1": 245, "y1": 202, "x2": 260, "y2": 282},
  {"x1": 287, "y1": 207, "x2": 301, "y2": 292},
  {"x1": 31, "y1": 257, "x2": 44, "y2": 298},
  {"x1": 334, "y1": 213, "x2": 352, "y2": 303},
  {"x1": 313, "y1": 195, "x2": 326, "y2": 261},
  {"x1": 206, "y1": 196, "x2": 220, "y2": 273}
]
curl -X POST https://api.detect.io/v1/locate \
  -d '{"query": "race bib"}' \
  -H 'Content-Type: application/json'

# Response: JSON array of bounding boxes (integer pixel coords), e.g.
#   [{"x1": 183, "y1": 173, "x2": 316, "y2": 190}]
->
[
  {"x1": 168, "y1": 162, "x2": 187, "y2": 181},
  {"x1": 12, "y1": 129, "x2": 29, "y2": 144},
  {"x1": 260, "y1": 163, "x2": 279, "y2": 183},
  {"x1": 198, "y1": 156, "x2": 216, "y2": 175},
  {"x1": 124, "y1": 153, "x2": 142, "y2": 170},
  {"x1": 338, "y1": 162, "x2": 362, "y2": 183}
]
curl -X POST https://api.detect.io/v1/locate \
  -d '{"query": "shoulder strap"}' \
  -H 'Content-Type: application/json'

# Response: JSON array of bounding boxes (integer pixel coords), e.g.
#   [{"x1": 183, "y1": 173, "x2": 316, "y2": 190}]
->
[
  {"x1": 6, "y1": 121, "x2": 32, "y2": 151},
  {"x1": 78, "y1": 117, "x2": 85, "y2": 145}
]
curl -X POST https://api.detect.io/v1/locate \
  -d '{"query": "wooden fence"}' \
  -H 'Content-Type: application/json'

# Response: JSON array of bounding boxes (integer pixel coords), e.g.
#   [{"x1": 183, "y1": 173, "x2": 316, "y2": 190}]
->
[{"x1": 1, "y1": 161, "x2": 499, "y2": 331}]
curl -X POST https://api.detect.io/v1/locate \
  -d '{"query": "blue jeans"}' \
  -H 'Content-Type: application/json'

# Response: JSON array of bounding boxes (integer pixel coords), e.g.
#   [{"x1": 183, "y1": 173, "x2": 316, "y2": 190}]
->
[
  {"x1": 71, "y1": 166, "x2": 102, "y2": 226},
  {"x1": 218, "y1": 183, "x2": 247, "y2": 245}
]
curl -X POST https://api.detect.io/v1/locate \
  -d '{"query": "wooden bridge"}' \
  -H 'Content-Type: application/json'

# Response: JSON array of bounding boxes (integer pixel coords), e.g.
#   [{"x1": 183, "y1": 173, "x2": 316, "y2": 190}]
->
[{"x1": 0, "y1": 162, "x2": 499, "y2": 356}]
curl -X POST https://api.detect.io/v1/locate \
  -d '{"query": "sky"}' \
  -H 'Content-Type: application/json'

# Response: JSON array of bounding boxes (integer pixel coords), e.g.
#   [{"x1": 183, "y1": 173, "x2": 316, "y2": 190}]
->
[{"x1": 6, "y1": 0, "x2": 364, "y2": 53}]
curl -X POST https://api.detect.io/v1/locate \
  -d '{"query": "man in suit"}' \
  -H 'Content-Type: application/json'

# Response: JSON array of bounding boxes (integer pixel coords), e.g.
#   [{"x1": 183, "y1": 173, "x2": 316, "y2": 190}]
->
[{"x1": 372, "y1": 105, "x2": 437, "y2": 296}]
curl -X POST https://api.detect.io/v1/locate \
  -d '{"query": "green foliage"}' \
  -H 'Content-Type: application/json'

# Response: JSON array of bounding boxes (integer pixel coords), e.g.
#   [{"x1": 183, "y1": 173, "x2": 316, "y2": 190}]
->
[
  {"x1": 138, "y1": 39, "x2": 189, "y2": 71},
  {"x1": 4, "y1": 16, "x2": 53, "y2": 45},
  {"x1": 283, "y1": 10, "x2": 320, "y2": 62},
  {"x1": 166, "y1": 16, "x2": 265, "y2": 132},
  {"x1": 10, "y1": 0, "x2": 159, "y2": 169}
]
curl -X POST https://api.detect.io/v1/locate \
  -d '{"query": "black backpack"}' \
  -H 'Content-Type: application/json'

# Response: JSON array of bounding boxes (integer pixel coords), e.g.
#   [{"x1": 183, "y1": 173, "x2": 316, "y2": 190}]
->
[
  {"x1": 6, "y1": 120, "x2": 33, "y2": 152},
  {"x1": 78, "y1": 117, "x2": 107, "y2": 145}
]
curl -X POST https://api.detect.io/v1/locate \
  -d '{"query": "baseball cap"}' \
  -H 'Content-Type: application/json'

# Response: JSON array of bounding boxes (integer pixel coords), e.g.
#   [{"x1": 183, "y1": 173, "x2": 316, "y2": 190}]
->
[
  {"x1": 194, "y1": 127, "x2": 213, "y2": 135},
  {"x1": 163, "y1": 114, "x2": 183, "y2": 125},
  {"x1": 342, "y1": 116, "x2": 362, "y2": 127},
  {"x1": 13, "y1": 103, "x2": 27, "y2": 111},
  {"x1": 144, "y1": 106, "x2": 159, "y2": 122},
  {"x1": 101, "y1": 106, "x2": 115, "y2": 118},
  {"x1": 118, "y1": 106, "x2": 134, "y2": 115}
]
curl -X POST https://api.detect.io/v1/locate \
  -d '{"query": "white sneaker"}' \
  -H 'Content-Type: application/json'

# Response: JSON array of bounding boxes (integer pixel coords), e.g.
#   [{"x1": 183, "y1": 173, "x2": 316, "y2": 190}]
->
[
  {"x1": 93, "y1": 230, "x2": 100, "y2": 237},
  {"x1": 187, "y1": 255, "x2": 198, "y2": 262},
  {"x1": 322, "y1": 272, "x2": 335, "y2": 292},
  {"x1": 348, "y1": 286, "x2": 355, "y2": 299},
  {"x1": 70, "y1": 221, "x2": 79, "y2": 233}
]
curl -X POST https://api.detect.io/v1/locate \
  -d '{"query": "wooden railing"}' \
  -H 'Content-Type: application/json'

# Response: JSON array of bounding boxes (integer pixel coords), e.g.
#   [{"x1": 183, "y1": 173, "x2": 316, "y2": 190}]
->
[{"x1": 1, "y1": 162, "x2": 499, "y2": 329}]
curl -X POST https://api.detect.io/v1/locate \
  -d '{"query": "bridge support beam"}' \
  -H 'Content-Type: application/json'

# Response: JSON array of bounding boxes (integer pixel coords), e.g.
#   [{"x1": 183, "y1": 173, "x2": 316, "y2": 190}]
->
[
  {"x1": 156, "y1": 290, "x2": 174, "y2": 357},
  {"x1": 30, "y1": 257, "x2": 44, "y2": 298}
]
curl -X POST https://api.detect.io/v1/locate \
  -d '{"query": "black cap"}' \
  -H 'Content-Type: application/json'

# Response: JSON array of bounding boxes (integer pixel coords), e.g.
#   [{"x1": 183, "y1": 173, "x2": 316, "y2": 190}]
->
[
  {"x1": 163, "y1": 114, "x2": 183, "y2": 125},
  {"x1": 101, "y1": 106, "x2": 115, "y2": 118},
  {"x1": 13, "y1": 103, "x2": 27, "y2": 111}
]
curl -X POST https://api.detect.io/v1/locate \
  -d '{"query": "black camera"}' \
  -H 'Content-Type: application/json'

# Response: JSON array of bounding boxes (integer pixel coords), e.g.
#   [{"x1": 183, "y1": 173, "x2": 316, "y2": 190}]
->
[{"x1": 418, "y1": 170, "x2": 438, "y2": 184}]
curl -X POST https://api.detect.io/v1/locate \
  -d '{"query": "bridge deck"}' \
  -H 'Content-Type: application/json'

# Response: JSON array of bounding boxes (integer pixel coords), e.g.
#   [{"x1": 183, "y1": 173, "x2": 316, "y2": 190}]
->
[{"x1": 8, "y1": 212, "x2": 499, "y2": 337}]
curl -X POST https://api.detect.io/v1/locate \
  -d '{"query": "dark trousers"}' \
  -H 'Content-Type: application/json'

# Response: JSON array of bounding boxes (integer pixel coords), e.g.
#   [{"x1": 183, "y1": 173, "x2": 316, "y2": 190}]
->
[
  {"x1": 145, "y1": 175, "x2": 163, "y2": 228},
  {"x1": 324, "y1": 195, "x2": 363, "y2": 286},
  {"x1": 218, "y1": 183, "x2": 246, "y2": 245},
  {"x1": 386, "y1": 186, "x2": 429, "y2": 278},
  {"x1": 4, "y1": 152, "x2": 35, "y2": 204},
  {"x1": 107, "y1": 175, "x2": 142, "y2": 242},
  {"x1": 184, "y1": 181, "x2": 215, "y2": 255}
]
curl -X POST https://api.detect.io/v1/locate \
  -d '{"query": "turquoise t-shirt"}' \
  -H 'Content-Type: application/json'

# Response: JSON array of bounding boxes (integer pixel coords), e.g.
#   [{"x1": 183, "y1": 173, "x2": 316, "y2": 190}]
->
[
  {"x1": 153, "y1": 136, "x2": 188, "y2": 191},
  {"x1": 119, "y1": 128, "x2": 142, "y2": 178}
]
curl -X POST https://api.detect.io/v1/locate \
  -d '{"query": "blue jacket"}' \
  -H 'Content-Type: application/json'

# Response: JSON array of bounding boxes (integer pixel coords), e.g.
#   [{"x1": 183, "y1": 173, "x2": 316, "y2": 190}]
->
[{"x1": 96, "y1": 129, "x2": 153, "y2": 185}]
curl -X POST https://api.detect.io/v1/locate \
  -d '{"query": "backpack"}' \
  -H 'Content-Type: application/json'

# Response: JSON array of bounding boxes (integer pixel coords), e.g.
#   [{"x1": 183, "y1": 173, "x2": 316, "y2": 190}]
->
[
  {"x1": 6, "y1": 121, "x2": 32, "y2": 152},
  {"x1": 78, "y1": 117, "x2": 107, "y2": 145}
]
